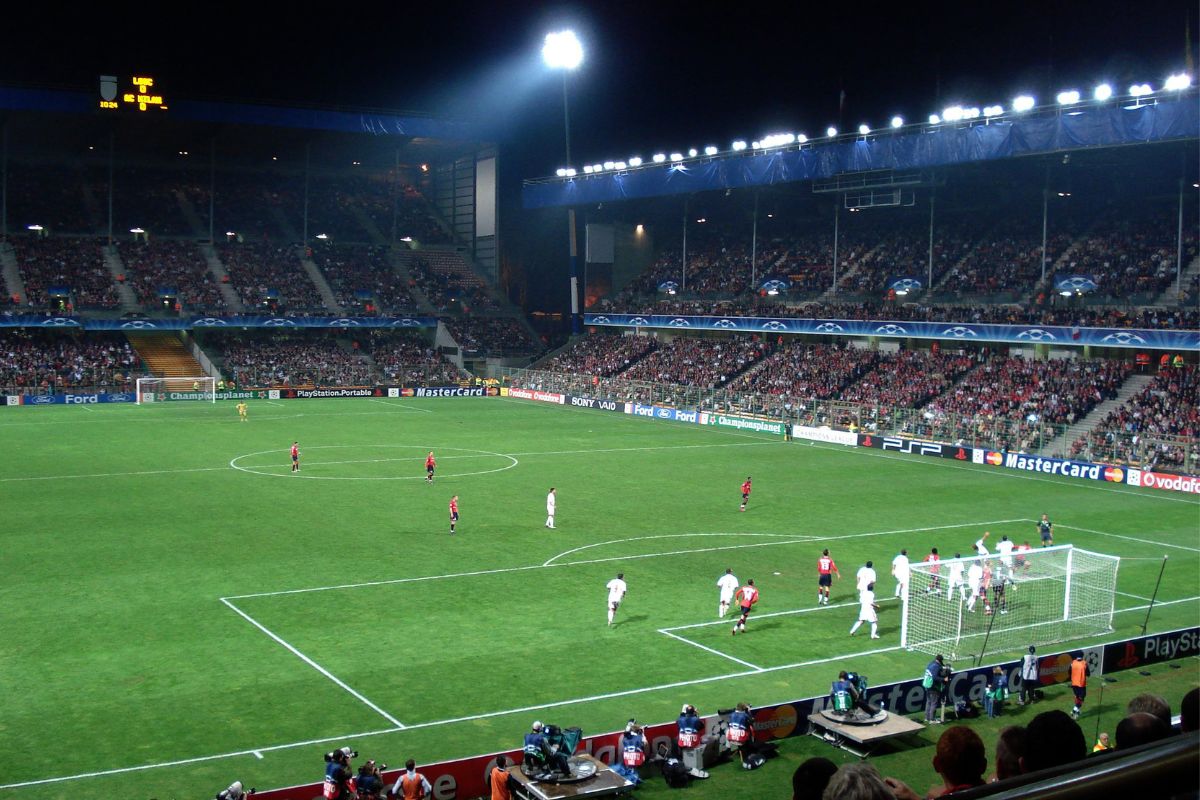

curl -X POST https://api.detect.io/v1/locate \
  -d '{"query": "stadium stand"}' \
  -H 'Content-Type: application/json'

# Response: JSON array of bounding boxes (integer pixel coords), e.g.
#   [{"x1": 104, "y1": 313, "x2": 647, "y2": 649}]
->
[
  {"x1": 309, "y1": 242, "x2": 418, "y2": 314},
  {"x1": 5, "y1": 163, "x2": 96, "y2": 234},
  {"x1": 117, "y1": 240, "x2": 226, "y2": 312},
  {"x1": 10, "y1": 236, "x2": 120, "y2": 310},
  {"x1": 213, "y1": 170, "x2": 304, "y2": 242},
  {"x1": 728, "y1": 340, "x2": 880, "y2": 400},
  {"x1": 0, "y1": 330, "x2": 141, "y2": 392},
  {"x1": 443, "y1": 316, "x2": 541, "y2": 356},
  {"x1": 368, "y1": 330, "x2": 465, "y2": 385},
  {"x1": 617, "y1": 336, "x2": 768, "y2": 388},
  {"x1": 113, "y1": 167, "x2": 209, "y2": 238},
  {"x1": 212, "y1": 333, "x2": 375, "y2": 386},
  {"x1": 537, "y1": 334, "x2": 658, "y2": 377},
  {"x1": 407, "y1": 250, "x2": 499, "y2": 312},
  {"x1": 218, "y1": 243, "x2": 326, "y2": 312}
]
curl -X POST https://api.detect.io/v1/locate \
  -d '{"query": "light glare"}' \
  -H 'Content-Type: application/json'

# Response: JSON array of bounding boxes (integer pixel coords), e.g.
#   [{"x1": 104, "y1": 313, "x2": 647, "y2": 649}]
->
[
  {"x1": 890, "y1": 116, "x2": 903, "y2": 128},
  {"x1": 1093, "y1": 83, "x2": 1113, "y2": 101},
  {"x1": 704, "y1": 146, "x2": 718, "y2": 156},
  {"x1": 1056, "y1": 90, "x2": 1081, "y2": 105},
  {"x1": 1012, "y1": 95, "x2": 1036, "y2": 112},
  {"x1": 731, "y1": 140, "x2": 748, "y2": 151},
  {"x1": 542, "y1": 30, "x2": 583, "y2": 70},
  {"x1": 1165, "y1": 74, "x2": 1192, "y2": 91},
  {"x1": 652, "y1": 153, "x2": 667, "y2": 163},
  {"x1": 826, "y1": 126, "x2": 837, "y2": 137}
]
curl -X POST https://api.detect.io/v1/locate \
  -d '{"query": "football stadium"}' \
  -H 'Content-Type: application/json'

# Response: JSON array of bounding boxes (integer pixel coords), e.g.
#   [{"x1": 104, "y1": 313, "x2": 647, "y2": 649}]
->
[{"x1": 1, "y1": 6, "x2": 1198, "y2": 800}]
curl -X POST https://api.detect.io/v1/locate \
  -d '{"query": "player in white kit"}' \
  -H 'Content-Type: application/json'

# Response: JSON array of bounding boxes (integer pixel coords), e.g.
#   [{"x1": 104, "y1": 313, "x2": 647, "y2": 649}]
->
[{"x1": 716, "y1": 568, "x2": 739, "y2": 617}]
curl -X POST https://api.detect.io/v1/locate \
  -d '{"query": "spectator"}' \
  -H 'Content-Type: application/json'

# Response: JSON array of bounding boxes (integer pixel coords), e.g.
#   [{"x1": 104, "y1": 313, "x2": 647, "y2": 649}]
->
[
  {"x1": 1180, "y1": 687, "x2": 1200, "y2": 733},
  {"x1": 1127, "y1": 693, "x2": 1172, "y2": 728},
  {"x1": 1021, "y1": 710, "x2": 1087, "y2": 773},
  {"x1": 824, "y1": 762, "x2": 896, "y2": 800},
  {"x1": 992, "y1": 725, "x2": 1026, "y2": 782},
  {"x1": 984, "y1": 666, "x2": 1008, "y2": 718},
  {"x1": 1018, "y1": 645, "x2": 1039, "y2": 706},
  {"x1": 1116, "y1": 712, "x2": 1173, "y2": 749},
  {"x1": 390, "y1": 759, "x2": 432, "y2": 800},
  {"x1": 792, "y1": 756, "x2": 838, "y2": 800},
  {"x1": 1093, "y1": 732, "x2": 1112, "y2": 752},
  {"x1": 929, "y1": 725, "x2": 987, "y2": 796}
]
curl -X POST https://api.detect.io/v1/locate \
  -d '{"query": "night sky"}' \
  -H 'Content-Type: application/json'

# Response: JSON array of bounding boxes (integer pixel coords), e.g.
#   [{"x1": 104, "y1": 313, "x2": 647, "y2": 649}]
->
[{"x1": 6, "y1": 1, "x2": 1194, "y2": 179}]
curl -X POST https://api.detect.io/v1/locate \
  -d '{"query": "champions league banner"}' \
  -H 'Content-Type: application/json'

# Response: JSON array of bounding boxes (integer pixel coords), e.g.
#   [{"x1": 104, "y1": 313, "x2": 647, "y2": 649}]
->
[
  {"x1": 584, "y1": 313, "x2": 1200, "y2": 351},
  {"x1": 0, "y1": 315, "x2": 437, "y2": 330}
]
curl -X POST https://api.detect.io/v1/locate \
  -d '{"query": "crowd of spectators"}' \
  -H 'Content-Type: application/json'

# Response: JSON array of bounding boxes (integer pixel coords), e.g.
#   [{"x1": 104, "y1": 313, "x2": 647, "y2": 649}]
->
[
  {"x1": 218, "y1": 243, "x2": 326, "y2": 312},
  {"x1": 114, "y1": 167, "x2": 209, "y2": 237},
  {"x1": 838, "y1": 349, "x2": 977, "y2": 417},
  {"x1": 836, "y1": 221, "x2": 974, "y2": 296},
  {"x1": 728, "y1": 341, "x2": 881, "y2": 400},
  {"x1": 444, "y1": 317, "x2": 540, "y2": 355},
  {"x1": 310, "y1": 243, "x2": 417, "y2": 313},
  {"x1": 1061, "y1": 207, "x2": 1198, "y2": 301},
  {"x1": 1074, "y1": 364, "x2": 1198, "y2": 470},
  {"x1": 407, "y1": 252, "x2": 498, "y2": 312},
  {"x1": 216, "y1": 334, "x2": 374, "y2": 386},
  {"x1": 619, "y1": 336, "x2": 768, "y2": 388},
  {"x1": 118, "y1": 240, "x2": 226, "y2": 312},
  {"x1": 367, "y1": 331, "x2": 465, "y2": 385},
  {"x1": 213, "y1": 170, "x2": 304, "y2": 242},
  {"x1": 5, "y1": 163, "x2": 95, "y2": 234},
  {"x1": 10, "y1": 237, "x2": 120, "y2": 309},
  {"x1": 538, "y1": 334, "x2": 658, "y2": 377},
  {"x1": 0, "y1": 331, "x2": 140, "y2": 391},
  {"x1": 924, "y1": 220, "x2": 1074, "y2": 298}
]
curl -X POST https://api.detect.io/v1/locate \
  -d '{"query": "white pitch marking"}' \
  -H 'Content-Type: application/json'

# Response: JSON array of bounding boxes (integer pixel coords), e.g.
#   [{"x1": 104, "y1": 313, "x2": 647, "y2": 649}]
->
[
  {"x1": 1049, "y1": 523, "x2": 1200, "y2": 554},
  {"x1": 264, "y1": 401, "x2": 284, "y2": 407},
  {"x1": 219, "y1": 598, "x2": 405, "y2": 729},
  {"x1": 658, "y1": 629, "x2": 765, "y2": 670},
  {"x1": 369, "y1": 398, "x2": 433, "y2": 413},
  {"x1": 544, "y1": 532, "x2": 800, "y2": 567},
  {"x1": 252, "y1": 751, "x2": 263, "y2": 760}
]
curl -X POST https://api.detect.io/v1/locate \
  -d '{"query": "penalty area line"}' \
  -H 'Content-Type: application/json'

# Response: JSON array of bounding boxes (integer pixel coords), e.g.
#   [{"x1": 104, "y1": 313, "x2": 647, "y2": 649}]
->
[{"x1": 657, "y1": 629, "x2": 765, "y2": 671}]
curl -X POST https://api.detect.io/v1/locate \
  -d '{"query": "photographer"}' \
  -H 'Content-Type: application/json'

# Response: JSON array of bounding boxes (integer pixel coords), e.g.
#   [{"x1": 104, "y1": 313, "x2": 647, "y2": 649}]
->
[
  {"x1": 324, "y1": 747, "x2": 357, "y2": 800},
  {"x1": 727, "y1": 703, "x2": 757, "y2": 770},
  {"x1": 355, "y1": 759, "x2": 386, "y2": 799},
  {"x1": 923, "y1": 655, "x2": 950, "y2": 724},
  {"x1": 216, "y1": 781, "x2": 253, "y2": 800},
  {"x1": 614, "y1": 720, "x2": 648, "y2": 785},
  {"x1": 677, "y1": 703, "x2": 708, "y2": 778}
]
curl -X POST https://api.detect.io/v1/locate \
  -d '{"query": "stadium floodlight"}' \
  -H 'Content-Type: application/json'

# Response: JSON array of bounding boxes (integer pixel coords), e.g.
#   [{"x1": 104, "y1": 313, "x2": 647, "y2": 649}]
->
[
  {"x1": 890, "y1": 116, "x2": 903, "y2": 128},
  {"x1": 687, "y1": 148, "x2": 698, "y2": 157},
  {"x1": 652, "y1": 153, "x2": 667, "y2": 163},
  {"x1": 27, "y1": 224, "x2": 43, "y2": 231},
  {"x1": 565, "y1": 168, "x2": 577, "y2": 176},
  {"x1": 591, "y1": 164, "x2": 603, "y2": 172},
  {"x1": 582, "y1": 165, "x2": 594, "y2": 174},
  {"x1": 628, "y1": 156, "x2": 643, "y2": 167},
  {"x1": 731, "y1": 140, "x2": 748, "y2": 151},
  {"x1": 963, "y1": 107, "x2": 981, "y2": 119},
  {"x1": 669, "y1": 152, "x2": 684, "y2": 162},
  {"x1": 826, "y1": 126, "x2": 838, "y2": 137},
  {"x1": 1056, "y1": 90, "x2": 1081, "y2": 105},
  {"x1": 858, "y1": 123, "x2": 870, "y2": 135},
  {"x1": 602, "y1": 161, "x2": 615, "y2": 171},
  {"x1": 1165, "y1": 73, "x2": 1192, "y2": 91},
  {"x1": 797, "y1": 133, "x2": 808, "y2": 143},
  {"x1": 555, "y1": 168, "x2": 568, "y2": 177},
  {"x1": 983, "y1": 105, "x2": 1004, "y2": 117},
  {"x1": 315, "y1": 233, "x2": 329, "y2": 240},
  {"x1": 1093, "y1": 83, "x2": 1113, "y2": 101},
  {"x1": 942, "y1": 106, "x2": 964, "y2": 122},
  {"x1": 1012, "y1": 95, "x2": 1036, "y2": 112},
  {"x1": 928, "y1": 114, "x2": 941, "y2": 125},
  {"x1": 903, "y1": 544, "x2": 1119, "y2": 659},
  {"x1": 612, "y1": 162, "x2": 625, "y2": 171},
  {"x1": 1129, "y1": 83, "x2": 1153, "y2": 97},
  {"x1": 703, "y1": 146, "x2": 718, "y2": 156},
  {"x1": 130, "y1": 227, "x2": 146, "y2": 234},
  {"x1": 751, "y1": 141, "x2": 761, "y2": 149},
  {"x1": 542, "y1": 30, "x2": 583, "y2": 70}
]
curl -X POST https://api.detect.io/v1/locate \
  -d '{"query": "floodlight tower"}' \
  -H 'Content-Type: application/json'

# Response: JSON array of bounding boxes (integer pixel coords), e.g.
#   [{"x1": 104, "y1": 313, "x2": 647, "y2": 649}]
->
[{"x1": 543, "y1": 30, "x2": 584, "y2": 333}]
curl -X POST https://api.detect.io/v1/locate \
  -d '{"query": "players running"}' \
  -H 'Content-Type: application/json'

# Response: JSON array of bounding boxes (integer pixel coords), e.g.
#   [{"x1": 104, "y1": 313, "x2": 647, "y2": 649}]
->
[
  {"x1": 739, "y1": 477, "x2": 752, "y2": 512},
  {"x1": 1037, "y1": 514, "x2": 1054, "y2": 546},
  {"x1": 606, "y1": 573, "x2": 627, "y2": 626},
  {"x1": 425, "y1": 451, "x2": 436, "y2": 484},
  {"x1": 731, "y1": 579, "x2": 758, "y2": 635},
  {"x1": 891, "y1": 549, "x2": 910, "y2": 599},
  {"x1": 449, "y1": 495, "x2": 459, "y2": 535},
  {"x1": 817, "y1": 549, "x2": 840, "y2": 605},
  {"x1": 717, "y1": 568, "x2": 739, "y2": 617},
  {"x1": 236, "y1": 401, "x2": 247, "y2": 422},
  {"x1": 849, "y1": 582, "x2": 880, "y2": 639},
  {"x1": 290, "y1": 442, "x2": 300, "y2": 473}
]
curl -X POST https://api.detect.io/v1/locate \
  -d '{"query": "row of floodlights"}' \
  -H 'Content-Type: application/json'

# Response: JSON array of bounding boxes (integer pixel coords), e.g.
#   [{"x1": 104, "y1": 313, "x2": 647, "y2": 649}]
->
[{"x1": 554, "y1": 74, "x2": 1193, "y2": 178}]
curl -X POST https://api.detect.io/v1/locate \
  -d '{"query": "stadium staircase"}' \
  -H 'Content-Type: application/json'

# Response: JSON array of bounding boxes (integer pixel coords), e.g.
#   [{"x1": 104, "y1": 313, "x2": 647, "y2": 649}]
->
[
  {"x1": 349, "y1": 205, "x2": 388, "y2": 244},
  {"x1": 297, "y1": 247, "x2": 344, "y2": 313},
  {"x1": 267, "y1": 207, "x2": 303, "y2": 244},
  {"x1": 0, "y1": 241, "x2": 28, "y2": 303},
  {"x1": 387, "y1": 249, "x2": 438, "y2": 314},
  {"x1": 200, "y1": 244, "x2": 247, "y2": 313},
  {"x1": 1154, "y1": 253, "x2": 1200, "y2": 305},
  {"x1": 175, "y1": 192, "x2": 210, "y2": 239},
  {"x1": 1026, "y1": 221, "x2": 1103, "y2": 304},
  {"x1": 103, "y1": 246, "x2": 143, "y2": 314},
  {"x1": 1036, "y1": 373, "x2": 1154, "y2": 458},
  {"x1": 817, "y1": 240, "x2": 887, "y2": 301},
  {"x1": 127, "y1": 332, "x2": 208, "y2": 378}
]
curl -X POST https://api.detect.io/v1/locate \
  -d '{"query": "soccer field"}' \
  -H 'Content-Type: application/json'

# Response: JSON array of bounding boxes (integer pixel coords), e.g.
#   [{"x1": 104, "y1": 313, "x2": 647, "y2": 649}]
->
[{"x1": 1, "y1": 396, "x2": 1197, "y2": 799}]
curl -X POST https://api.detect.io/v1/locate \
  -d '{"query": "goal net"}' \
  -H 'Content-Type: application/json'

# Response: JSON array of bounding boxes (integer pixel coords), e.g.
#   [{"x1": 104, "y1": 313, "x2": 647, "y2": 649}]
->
[
  {"x1": 136, "y1": 376, "x2": 217, "y2": 404},
  {"x1": 901, "y1": 544, "x2": 1119, "y2": 660}
]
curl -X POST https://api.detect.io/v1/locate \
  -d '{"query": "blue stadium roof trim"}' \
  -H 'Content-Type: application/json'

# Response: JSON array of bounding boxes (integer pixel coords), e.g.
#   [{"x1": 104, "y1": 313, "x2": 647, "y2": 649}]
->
[
  {"x1": 0, "y1": 315, "x2": 438, "y2": 330},
  {"x1": 525, "y1": 96, "x2": 1198, "y2": 209},
  {"x1": 0, "y1": 86, "x2": 476, "y2": 140},
  {"x1": 583, "y1": 313, "x2": 1200, "y2": 352}
]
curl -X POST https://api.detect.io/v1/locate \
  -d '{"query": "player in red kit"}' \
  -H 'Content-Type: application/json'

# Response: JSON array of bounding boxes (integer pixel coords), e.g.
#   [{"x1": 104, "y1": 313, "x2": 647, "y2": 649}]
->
[
  {"x1": 731, "y1": 579, "x2": 759, "y2": 635},
  {"x1": 425, "y1": 451, "x2": 436, "y2": 484},
  {"x1": 739, "y1": 477, "x2": 752, "y2": 512},
  {"x1": 817, "y1": 549, "x2": 840, "y2": 605},
  {"x1": 290, "y1": 442, "x2": 300, "y2": 473},
  {"x1": 448, "y1": 495, "x2": 459, "y2": 535},
  {"x1": 923, "y1": 547, "x2": 941, "y2": 594}
]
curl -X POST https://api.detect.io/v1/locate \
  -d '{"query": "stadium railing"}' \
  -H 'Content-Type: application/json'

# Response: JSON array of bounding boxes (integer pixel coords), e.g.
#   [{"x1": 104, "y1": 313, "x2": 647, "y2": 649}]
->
[{"x1": 499, "y1": 367, "x2": 1198, "y2": 470}]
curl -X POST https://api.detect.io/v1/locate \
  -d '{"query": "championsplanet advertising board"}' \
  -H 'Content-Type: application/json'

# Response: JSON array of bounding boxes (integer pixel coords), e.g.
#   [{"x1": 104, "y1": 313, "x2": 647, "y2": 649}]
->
[{"x1": 698, "y1": 412, "x2": 786, "y2": 435}]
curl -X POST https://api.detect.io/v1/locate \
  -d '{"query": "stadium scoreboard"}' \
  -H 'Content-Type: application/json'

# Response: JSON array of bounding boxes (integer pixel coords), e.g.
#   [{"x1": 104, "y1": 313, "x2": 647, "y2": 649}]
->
[{"x1": 99, "y1": 74, "x2": 167, "y2": 112}]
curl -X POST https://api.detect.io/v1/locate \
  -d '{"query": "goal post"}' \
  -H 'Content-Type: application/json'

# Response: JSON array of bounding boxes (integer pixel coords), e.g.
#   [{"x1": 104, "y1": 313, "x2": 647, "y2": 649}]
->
[
  {"x1": 901, "y1": 544, "x2": 1119, "y2": 660},
  {"x1": 136, "y1": 376, "x2": 217, "y2": 404}
]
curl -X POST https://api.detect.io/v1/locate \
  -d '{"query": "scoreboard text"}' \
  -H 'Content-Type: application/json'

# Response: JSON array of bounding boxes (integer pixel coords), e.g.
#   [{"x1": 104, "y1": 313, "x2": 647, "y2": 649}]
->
[{"x1": 99, "y1": 75, "x2": 167, "y2": 112}]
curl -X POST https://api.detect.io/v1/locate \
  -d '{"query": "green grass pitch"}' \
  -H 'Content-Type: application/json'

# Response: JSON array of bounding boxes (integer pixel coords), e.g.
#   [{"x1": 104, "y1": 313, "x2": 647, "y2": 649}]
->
[{"x1": 1, "y1": 396, "x2": 1196, "y2": 799}]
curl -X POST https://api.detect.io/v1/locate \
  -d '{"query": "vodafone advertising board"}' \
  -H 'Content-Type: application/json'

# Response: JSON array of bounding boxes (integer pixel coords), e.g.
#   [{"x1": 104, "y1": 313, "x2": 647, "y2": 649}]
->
[
  {"x1": 1125, "y1": 468, "x2": 1200, "y2": 495},
  {"x1": 509, "y1": 387, "x2": 565, "y2": 404}
]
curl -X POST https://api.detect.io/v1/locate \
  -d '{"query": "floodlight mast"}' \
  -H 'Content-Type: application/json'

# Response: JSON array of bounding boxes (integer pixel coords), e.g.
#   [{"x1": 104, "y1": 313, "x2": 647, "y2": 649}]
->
[{"x1": 543, "y1": 30, "x2": 584, "y2": 333}]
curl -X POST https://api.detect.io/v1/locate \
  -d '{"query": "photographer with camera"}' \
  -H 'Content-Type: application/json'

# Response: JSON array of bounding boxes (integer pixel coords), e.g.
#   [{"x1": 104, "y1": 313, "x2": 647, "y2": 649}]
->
[
  {"x1": 216, "y1": 781, "x2": 254, "y2": 800},
  {"x1": 614, "y1": 719, "x2": 648, "y2": 785},
  {"x1": 523, "y1": 721, "x2": 570, "y2": 777},
  {"x1": 677, "y1": 703, "x2": 709, "y2": 778},
  {"x1": 324, "y1": 747, "x2": 357, "y2": 800},
  {"x1": 355, "y1": 759, "x2": 387, "y2": 799},
  {"x1": 923, "y1": 655, "x2": 950, "y2": 724}
]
